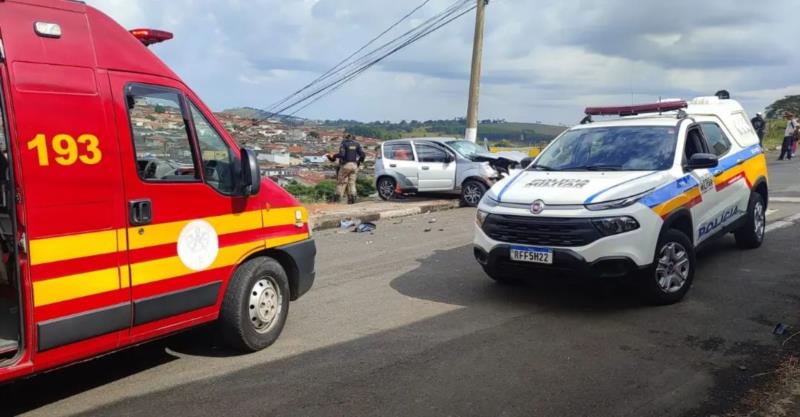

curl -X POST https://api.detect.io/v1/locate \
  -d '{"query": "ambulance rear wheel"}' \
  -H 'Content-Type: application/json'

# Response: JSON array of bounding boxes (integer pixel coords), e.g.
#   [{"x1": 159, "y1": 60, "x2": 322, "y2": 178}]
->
[{"x1": 219, "y1": 257, "x2": 290, "y2": 352}]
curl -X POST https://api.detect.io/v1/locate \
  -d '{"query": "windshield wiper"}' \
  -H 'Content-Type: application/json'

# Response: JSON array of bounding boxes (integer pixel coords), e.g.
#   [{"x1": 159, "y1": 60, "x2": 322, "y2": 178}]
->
[
  {"x1": 529, "y1": 164, "x2": 555, "y2": 171},
  {"x1": 562, "y1": 164, "x2": 624, "y2": 171}
]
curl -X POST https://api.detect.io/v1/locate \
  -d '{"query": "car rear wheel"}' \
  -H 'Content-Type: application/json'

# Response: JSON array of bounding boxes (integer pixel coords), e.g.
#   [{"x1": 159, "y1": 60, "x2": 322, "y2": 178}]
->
[
  {"x1": 640, "y1": 229, "x2": 695, "y2": 305},
  {"x1": 377, "y1": 177, "x2": 396, "y2": 201},
  {"x1": 219, "y1": 257, "x2": 290, "y2": 352},
  {"x1": 734, "y1": 192, "x2": 766, "y2": 249},
  {"x1": 461, "y1": 180, "x2": 487, "y2": 207}
]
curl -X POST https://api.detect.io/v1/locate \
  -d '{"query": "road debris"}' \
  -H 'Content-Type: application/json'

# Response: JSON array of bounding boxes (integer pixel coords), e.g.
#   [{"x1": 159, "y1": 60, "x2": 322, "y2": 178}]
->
[
  {"x1": 424, "y1": 227, "x2": 432, "y2": 232},
  {"x1": 774, "y1": 323, "x2": 790, "y2": 336},
  {"x1": 354, "y1": 222, "x2": 377, "y2": 233}
]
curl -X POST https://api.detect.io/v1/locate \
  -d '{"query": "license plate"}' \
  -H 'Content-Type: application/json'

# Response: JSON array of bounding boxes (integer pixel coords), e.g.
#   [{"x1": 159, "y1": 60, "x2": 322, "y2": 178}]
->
[{"x1": 509, "y1": 246, "x2": 553, "y2": 264}]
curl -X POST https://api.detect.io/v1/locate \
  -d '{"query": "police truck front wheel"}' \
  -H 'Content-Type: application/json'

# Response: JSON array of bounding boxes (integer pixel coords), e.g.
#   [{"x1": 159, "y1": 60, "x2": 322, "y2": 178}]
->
[
  {"x1": 640, "y1": 229, "x2": 695, "y2": 305},
  {"x1": 219, "y1": 257, "x2": 290, "y2": 352},
  {"x1": 734, "y1": 192, "x2": 766, "y2": 249}
]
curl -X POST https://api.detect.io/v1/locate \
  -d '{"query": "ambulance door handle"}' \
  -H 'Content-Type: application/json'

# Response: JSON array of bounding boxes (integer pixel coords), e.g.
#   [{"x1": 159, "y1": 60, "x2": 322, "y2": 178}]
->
[{"x1": 129, "y1": 199, "x2": 152, "y2": 226}]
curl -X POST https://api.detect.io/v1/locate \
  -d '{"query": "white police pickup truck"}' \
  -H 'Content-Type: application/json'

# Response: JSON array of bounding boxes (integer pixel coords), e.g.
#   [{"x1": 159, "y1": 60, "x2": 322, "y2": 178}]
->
[{"x1": 473, "y1": 97, "x2": 769, "y2": 304}]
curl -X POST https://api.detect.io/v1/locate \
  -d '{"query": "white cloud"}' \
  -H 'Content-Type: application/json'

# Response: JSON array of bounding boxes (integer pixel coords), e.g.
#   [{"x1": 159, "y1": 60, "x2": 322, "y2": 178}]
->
[{"x1": 85, "y1": 0, "x2": 797, "y2": 124}]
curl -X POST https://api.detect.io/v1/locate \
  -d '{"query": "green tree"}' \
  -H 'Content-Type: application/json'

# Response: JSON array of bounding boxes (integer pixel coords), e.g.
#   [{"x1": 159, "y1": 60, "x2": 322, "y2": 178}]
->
[
  {"x1": 154, "y1": 104, "x2": 166, "y2": 114},
  {"x1": 766, "y1": 95, "x2": 800, "y2": 119}
]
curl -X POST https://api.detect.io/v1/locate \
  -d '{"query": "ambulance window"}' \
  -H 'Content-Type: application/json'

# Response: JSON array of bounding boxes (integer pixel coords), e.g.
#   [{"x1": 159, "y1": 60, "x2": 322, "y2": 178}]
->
[
  {"x1": 189, "y1": 102, "x2": 236, "y2": 194},
  {"x1": 700, "y1": 122, "x2": 732, "y2": 157},
  {"x1": 127, "y1": 86, "x2": 199, "y2": 182}
]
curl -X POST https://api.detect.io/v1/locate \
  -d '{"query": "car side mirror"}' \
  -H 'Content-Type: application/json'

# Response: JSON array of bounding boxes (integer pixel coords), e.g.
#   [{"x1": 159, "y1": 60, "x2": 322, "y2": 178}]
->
[
  {"x1": 445, "y1": 154, "x2": 455, "y2": 163},
  {"x1": 240, "y1": 148, "x2": 261, "y2": 196},
  {"x1": 686, "y1": 153, "x2": 718, "y2": 171}
]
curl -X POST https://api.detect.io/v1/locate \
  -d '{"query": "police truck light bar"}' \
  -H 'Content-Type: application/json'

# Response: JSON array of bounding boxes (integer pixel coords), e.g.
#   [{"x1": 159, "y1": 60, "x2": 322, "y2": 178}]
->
[
  {"x1": 129, "y1": 28, "x2": 173, "y2": 46},
  {"x1": 585, "y1": 100, "x2": 688, "y2": 117}
]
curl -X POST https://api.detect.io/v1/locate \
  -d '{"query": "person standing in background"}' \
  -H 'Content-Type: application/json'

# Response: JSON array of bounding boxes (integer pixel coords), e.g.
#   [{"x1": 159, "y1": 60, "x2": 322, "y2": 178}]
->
[
  {"x1": 779, "y1": 112, "x2": 798, "y2": 160},
  {"x1": 327, "y1": 134, "x2": 366, "y2": 204},
  {"x1": 751, "y1": 112, "x2": 766, "y2": 148}
]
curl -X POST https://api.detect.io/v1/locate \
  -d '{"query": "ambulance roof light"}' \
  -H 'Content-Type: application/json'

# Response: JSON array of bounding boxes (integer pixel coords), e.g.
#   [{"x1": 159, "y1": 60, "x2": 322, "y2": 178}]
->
[
  {"x1": 584, "y1": 100, "x2": 688, "y2": 117},
  {"x1": 129, "y1": 28, "x2": 173, "y2": 46}
]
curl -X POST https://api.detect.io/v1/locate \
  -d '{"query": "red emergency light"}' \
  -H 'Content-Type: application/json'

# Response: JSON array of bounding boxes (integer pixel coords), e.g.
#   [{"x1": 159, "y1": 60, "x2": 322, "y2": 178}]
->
[
  {"x1": 585, "y1": 100, "x2": 688, "y2": 117},
  {"x1": 129, "y1": 28, "x2": 174, "y2": 46}
]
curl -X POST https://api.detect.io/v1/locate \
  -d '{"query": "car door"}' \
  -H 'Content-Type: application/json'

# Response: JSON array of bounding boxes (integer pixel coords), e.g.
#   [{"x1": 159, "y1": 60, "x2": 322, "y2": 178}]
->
[
  {"x1": 683, "y1": 125, "x2": 721, "y2": 244},
  {"x1": 414, "y1": 142, "x2": 456, "y2": 191},
  {"x1": 700, "y1": 121, "x2": 749, "y2": 223},
  {"x1": 382, "y1": 141, "x2": 418, "y2": 188},
  {"x1": 109, "y1": 73, "x2": 262, "y2": 341}
]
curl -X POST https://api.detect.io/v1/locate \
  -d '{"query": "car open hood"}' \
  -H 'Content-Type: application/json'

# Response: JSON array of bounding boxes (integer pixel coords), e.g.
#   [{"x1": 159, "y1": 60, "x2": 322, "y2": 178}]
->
[
  {"x1": 469, "y1": 151, "x2": 527, "y2": 174},
  {"x1": 496, "y1": 170, "x2": 670, "y2": 205}
]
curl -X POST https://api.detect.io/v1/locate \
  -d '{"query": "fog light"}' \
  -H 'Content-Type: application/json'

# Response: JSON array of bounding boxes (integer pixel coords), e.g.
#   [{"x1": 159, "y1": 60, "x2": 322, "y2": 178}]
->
[{"x1": 592, "y1": 216, "x2": 639, "y2": 236}]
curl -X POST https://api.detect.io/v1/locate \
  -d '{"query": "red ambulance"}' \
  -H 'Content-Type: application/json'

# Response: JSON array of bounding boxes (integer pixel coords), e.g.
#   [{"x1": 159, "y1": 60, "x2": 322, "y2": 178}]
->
[{"x1": 0, "y1": 0, "x2": 316, "y2": 383}]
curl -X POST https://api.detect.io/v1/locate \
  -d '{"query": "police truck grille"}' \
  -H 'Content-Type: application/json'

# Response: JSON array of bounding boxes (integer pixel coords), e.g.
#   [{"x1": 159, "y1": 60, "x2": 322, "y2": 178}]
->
[{"x1": 482, "y1": 215, "x2": 602, "y2": 247}]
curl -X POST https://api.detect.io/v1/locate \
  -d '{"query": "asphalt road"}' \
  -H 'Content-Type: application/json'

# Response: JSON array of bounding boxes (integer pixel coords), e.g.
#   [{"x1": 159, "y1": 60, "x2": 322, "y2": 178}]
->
[{"x1": 4, "y1": 157, "x2": 800, "y2": 417}]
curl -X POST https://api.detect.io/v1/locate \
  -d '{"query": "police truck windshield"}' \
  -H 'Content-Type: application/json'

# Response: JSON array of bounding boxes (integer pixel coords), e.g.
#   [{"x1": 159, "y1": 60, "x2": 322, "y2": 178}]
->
[{"x1": 532, "y1": 126, "x2": 678, "y2": 172}]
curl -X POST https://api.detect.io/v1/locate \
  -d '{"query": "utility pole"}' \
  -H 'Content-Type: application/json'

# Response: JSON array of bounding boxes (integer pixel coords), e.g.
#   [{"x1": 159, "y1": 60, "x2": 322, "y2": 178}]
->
[{"x1": 465, "y1": 0, "x2": 487, "y2": 143}]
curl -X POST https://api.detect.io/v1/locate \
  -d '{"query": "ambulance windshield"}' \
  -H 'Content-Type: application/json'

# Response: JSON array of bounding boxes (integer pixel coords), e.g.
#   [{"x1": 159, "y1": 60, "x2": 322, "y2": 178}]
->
[{"x1": 532, "y1": 126, "x2": 678, "y2": 172}]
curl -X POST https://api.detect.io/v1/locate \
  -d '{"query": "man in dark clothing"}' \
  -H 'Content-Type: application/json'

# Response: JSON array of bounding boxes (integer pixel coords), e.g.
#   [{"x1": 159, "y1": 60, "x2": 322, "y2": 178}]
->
[
  {"x1": 779, "y1": 112, "x2": 798, "y2": 161},
  {"x1": 327, "y1": 135, "x2": 366, "y2": 204},
  {"x1": 751, "y1": 112, "x2": 766, "y2": 147}
]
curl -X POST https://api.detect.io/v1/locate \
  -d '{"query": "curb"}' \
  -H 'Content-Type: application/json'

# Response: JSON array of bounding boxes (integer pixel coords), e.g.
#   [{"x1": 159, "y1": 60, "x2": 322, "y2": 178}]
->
[{"x1": 310, "y1": 200, "x2": 462, "y2": 231}]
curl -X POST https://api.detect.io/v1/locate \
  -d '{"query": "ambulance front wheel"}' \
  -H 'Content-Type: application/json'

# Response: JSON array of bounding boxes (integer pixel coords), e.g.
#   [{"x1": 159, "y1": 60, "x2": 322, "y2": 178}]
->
[{"x1": 219, "y1": 257, "x2": 290, "y2": 352}]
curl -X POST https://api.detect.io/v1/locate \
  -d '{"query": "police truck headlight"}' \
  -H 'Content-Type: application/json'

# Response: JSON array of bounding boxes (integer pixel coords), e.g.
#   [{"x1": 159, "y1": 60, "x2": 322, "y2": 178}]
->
[
  {"x1": 592, "y1": 216, "x2": 640, "y2": 236},
  {"x1": 476, "y1": 210, "x2": 490, "y2": 227}
]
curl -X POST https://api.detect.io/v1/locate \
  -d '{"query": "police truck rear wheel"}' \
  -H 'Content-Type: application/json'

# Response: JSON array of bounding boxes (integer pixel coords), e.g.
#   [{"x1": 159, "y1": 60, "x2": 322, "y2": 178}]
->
[
  {"x1": 219, "y1": 257, "x2": 290, "y2": 352},
  {"x1": 462, "y1": 180, "x2": 487, "y2": 207},
  {"x1": 378, "y1": 177, "x2": 396, "y2": 201},
  {"x1": 640, "y1": 229, "x2": 695, "y2": 305},
  {"x1": 734, "y1": 192, "x2": 766, "y2": 249}
]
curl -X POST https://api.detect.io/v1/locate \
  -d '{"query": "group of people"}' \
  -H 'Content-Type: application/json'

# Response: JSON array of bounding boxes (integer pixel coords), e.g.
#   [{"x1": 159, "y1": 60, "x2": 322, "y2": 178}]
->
[
  {"x1": 778, "y1": 111, "x2": 800, "y2": 161},
  {"x1": 327, "y1": 134, "x2": 366, "y2": 204}
]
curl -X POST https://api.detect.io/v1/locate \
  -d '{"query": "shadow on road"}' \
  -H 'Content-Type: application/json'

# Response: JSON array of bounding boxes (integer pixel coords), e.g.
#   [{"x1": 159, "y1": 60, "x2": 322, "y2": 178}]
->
[{"x1": 1, "y1": 230, "x2": 798, "y2": 417}]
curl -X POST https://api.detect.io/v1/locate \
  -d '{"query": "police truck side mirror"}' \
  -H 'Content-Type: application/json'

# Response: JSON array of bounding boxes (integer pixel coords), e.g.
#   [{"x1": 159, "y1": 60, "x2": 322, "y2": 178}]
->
[
  {"x1": 240, "y1": 148, "x2": 261, "y2": 196},
  {"x1": 686, "y1": 153, "x2": 719, "y2": 171}
]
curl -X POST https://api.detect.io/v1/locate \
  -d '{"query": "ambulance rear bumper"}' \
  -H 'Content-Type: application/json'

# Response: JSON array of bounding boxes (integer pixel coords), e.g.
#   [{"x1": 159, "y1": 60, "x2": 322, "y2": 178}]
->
[{"x1": 279, "y1": 238, "x2": 316, "y2": 300}]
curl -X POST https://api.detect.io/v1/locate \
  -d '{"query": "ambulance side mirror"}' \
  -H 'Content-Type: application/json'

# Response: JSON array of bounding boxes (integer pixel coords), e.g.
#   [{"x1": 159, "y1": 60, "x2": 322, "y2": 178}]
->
[{"x1": 240, "y1": 148, "x2": 261, "y2": 196}]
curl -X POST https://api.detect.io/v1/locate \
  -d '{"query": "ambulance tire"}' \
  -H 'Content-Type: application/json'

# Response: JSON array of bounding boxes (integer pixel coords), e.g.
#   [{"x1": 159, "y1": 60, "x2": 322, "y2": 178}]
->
[
  {"x1": 734, "y1": 192, "x2": 766, "y2": 249},
  {"x1": 219, "y1": 257, "x2": 290, "y2": 352},
  {"x1": 639, "y1": 229, "x2": 695, "y2": 306}
]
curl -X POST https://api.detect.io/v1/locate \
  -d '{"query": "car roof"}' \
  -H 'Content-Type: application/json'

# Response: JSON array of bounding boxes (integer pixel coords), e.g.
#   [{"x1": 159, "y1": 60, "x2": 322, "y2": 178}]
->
[{"x1": 383, "y1": 137, "x2": 461, "y2": 144}]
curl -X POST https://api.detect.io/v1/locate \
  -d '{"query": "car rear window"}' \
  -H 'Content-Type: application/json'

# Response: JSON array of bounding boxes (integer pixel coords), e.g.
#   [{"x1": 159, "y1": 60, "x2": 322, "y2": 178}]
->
[{"x1": 384, "y1": 143, "x2": 414, "y2": 161}]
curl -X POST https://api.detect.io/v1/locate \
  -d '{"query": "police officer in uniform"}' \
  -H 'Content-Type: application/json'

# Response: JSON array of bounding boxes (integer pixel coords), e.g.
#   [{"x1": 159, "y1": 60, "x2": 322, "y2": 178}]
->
[
  {"x1": 751, "y1": 112, "x2": 766, "y2": 147},
  {"x1": 328, "y1": 135, "x2": 365, "y2": 204}
]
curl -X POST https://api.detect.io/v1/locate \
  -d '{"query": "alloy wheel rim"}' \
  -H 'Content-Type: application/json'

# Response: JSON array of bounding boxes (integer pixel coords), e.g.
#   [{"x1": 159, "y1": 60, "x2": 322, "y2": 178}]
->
[
  {"x1": 464, "y1": 185, "x2": 482, "y2": 205},
  {"x1": 655, "y1": 242, "x2": 690, "y2": 294},
  {"x1": 379, "y1": 180, "x2": 394, "y2": 199},
  {"x1": 754, "y1": 201, "x2": 765, "y2": 241},
  {"x1": 248, "y1": 277, "x2": 282, "y2": 334}
]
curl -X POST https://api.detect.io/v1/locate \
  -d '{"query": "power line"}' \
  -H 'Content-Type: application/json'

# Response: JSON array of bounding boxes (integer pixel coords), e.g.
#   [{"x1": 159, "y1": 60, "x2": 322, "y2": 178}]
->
[
  {"x1": 274, "y1": 0, "x2": 475, "y2": 116},
  {"x1": 288, "y1": 3, "x2": 477, "y2": 117},
  {"x1": 265, "y1": 0, "x2": 433, "y2": 114}
]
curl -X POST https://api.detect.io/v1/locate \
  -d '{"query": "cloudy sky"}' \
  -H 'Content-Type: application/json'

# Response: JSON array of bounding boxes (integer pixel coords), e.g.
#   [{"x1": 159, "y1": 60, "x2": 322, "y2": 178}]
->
[{"x1": 87, "y1": 0, "x2": 795, "y2": 125}]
